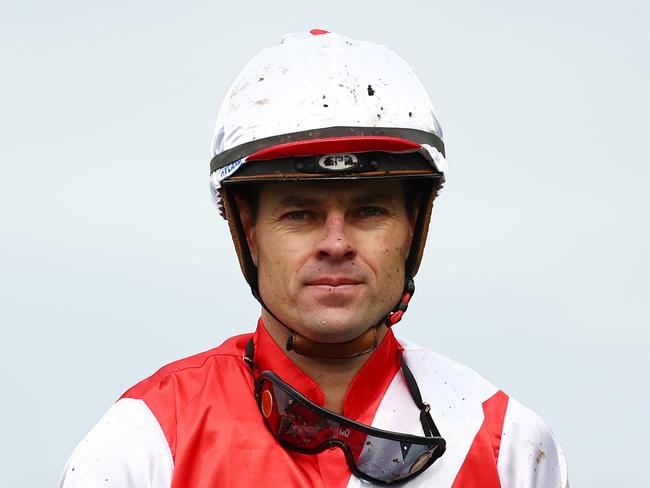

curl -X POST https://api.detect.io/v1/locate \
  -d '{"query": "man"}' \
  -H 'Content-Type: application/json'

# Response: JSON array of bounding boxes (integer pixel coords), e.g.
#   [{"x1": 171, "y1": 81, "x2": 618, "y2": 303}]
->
[{"x1": 60, "y1": 31, "x2": 568, "y2": 487}]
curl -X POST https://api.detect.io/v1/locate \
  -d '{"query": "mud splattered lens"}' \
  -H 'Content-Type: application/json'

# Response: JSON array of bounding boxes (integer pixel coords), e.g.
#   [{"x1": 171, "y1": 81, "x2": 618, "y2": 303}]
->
[{"x1": 256, "y1": 372, "x2": 445, "y2": 485}]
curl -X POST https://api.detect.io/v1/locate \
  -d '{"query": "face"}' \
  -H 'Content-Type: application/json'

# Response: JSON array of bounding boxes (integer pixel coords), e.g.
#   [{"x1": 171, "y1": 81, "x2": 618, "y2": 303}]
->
[{"x1": 241, "y1": 179, "x2": 416, "y2": 343}]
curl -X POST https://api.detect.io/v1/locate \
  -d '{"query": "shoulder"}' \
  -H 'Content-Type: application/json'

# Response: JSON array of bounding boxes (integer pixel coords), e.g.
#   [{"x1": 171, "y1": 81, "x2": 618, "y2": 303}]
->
[
  {"x1": 59, "y1": 398, "x2": 173, "y2": 488},
  {"x1": 498, "y1": 397, "x2": 569, "y2": 488},
  {"x1": 119, "y1": 333, "x2": 253, "y2": 457},
  {"x1": 60, "y1": 333, "x2": 253, "y2": 488},
  {"x1": 397, "y1": 336, "x2": 499, "y2": 403},
  {"x1": 396, "y1": 336, "x2": 568, "y2": 487},
  {"x1": 121, "y1": 333, "x2": 251, "y2": 401}
]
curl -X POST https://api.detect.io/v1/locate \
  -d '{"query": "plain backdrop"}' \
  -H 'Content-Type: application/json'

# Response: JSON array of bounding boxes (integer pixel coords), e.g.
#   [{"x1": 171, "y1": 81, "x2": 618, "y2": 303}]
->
[{"x1": 1, "y1": 1, "x2": 648, "y2": 486}]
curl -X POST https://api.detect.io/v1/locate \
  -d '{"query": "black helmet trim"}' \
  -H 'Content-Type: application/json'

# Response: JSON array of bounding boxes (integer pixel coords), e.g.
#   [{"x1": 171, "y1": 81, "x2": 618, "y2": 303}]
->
[
  {"x1": 210, "y1": 126, "x2": 445, "y2": 174},
  {"x1": 220, "y1": 151, "x2": 445, "y2": 184}
]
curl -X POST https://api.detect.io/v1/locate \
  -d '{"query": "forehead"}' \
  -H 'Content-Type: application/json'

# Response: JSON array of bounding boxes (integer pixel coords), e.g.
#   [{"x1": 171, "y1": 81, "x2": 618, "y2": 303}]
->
[{"x1": 257, "y1": 179, "x2": 407, "y2": 205}]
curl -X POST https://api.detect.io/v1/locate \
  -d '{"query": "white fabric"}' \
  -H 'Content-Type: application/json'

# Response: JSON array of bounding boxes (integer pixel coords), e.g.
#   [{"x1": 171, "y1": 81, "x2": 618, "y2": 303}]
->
[
  {"x1": 498, "y1": 398, "x2": 569, "y2": 488},
  {"x1": 395, "y1": 338, "x2": 498, "y2": 487},
  {"x1": 211, "y1": 32, "x2": 444, "y2": 158},
  {"x1": 59, "y1": 398, "x2": 173, "y2": 488},
  {"x1": 345, "y1": 338, "x2": 568, "y2": 488},
  {"x1": 344, "y1": 338, "x2": 495, "y2": 487},
  {"x1": 59, "y1": 341, "x2": 567, "y2": 487},
  {"x1": 420, "y1": 144, "x2": 448, "y2": 174},
  {"x1": 208, "y1": 32, "x2": 448, "y2": 210},
  {"x1": 209, "y1": 157, "x2": 246, "y2": 208}
]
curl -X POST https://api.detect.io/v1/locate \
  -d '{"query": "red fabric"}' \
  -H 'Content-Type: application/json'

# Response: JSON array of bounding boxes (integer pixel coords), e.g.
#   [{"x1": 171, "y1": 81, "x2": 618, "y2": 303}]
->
[
  {"x1": 451, "y1": 390, "x2": 509, "y2": 488},
  {"x1": 344, "y1": 331, "x2": 401, "y2": 422},
  {"x1": 121, "y1": 320, "x2": 401, "y2": 488},
  {"x1": 246, "y1": 136, "x2": 421, "y2": 161}
]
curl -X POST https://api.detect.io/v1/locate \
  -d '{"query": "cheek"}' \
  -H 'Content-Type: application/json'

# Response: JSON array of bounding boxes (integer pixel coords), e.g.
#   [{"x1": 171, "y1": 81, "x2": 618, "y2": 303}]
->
[
  {"x1": 257, "y1": 235, "x2": 308, "y2": 289},
  {"x1": 364, "y1": 231, "x2": 410, "y2": 278}
]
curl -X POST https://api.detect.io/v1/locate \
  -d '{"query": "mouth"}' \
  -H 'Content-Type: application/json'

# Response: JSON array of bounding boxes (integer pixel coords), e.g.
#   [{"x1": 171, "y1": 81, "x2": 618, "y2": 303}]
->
[
  {"x1": 301, "y1": 277, "x2": 366, "y2": 306},
  {"x1": 305, "y1": 277, "x2": 363, "y2": 287}
]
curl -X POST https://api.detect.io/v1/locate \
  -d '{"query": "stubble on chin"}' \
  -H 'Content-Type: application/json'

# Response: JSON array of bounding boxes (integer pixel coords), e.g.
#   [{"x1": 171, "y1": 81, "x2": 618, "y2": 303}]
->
[{"x1": 291, "y1": 305, "x2": 381, "y2": 344}]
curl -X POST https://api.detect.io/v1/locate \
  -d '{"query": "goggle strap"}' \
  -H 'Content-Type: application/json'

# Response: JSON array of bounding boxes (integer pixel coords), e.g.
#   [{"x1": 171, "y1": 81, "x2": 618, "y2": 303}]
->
[
  {"x1": 400, "y1": 352, "x2": 442, "y2": 438},
  {"x1": 244, "y1": 338, "x2": 264, "y2": 403},
  {"x1": 245, "y1": 336, "x2": 442, "y2": 439},
  {"x1": 244, "y1": 338, "x2": 256, "y2": 373}
]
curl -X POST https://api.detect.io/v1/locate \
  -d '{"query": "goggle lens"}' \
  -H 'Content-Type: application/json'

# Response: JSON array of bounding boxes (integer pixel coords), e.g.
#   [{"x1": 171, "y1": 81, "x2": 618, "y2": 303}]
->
[{"x1": 259, "y1": 376, "x2": 444, "y2": 484}]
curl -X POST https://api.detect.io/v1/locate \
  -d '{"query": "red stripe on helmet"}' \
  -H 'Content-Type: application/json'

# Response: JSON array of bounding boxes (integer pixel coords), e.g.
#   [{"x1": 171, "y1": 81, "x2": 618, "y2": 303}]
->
[{"x1": 246, "y1": 136, "x2": 421, "y2": 161}]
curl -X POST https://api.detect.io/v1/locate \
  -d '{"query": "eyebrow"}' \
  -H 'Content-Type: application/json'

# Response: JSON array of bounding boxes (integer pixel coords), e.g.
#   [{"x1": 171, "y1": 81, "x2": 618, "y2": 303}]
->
[
  {"x1": 276, "y1": 195, "x2": 323, "y2": 208},
  {"x1": 276, "y1": 192, "x2": 393, "y2": 208},
  {"x1": 350, "y1": 192, "x2": 393, "y2": 205}
]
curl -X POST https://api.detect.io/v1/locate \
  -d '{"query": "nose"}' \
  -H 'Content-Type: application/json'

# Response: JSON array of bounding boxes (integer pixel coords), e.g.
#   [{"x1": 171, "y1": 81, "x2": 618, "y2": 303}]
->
[{"x1": 315, "y1": 214, "x2": 356, "y2": 261}]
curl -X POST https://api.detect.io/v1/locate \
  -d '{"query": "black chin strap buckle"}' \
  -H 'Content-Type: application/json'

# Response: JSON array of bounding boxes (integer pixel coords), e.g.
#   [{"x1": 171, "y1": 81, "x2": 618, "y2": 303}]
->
[{"x1": 386, "y1": 278, "x2": 415, "y2": 328}]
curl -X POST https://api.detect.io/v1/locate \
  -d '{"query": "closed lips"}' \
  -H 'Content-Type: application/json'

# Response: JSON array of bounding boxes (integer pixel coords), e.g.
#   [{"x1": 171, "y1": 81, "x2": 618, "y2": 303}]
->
[{"x1": 305, "y1": 278, "x2": 362, "y2": 286}]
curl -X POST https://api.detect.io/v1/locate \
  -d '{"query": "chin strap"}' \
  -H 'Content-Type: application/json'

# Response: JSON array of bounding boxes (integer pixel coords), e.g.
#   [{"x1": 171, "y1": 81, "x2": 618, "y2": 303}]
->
[{"x1": 250, "y1": 278, "x2": 415, "y2": 360}]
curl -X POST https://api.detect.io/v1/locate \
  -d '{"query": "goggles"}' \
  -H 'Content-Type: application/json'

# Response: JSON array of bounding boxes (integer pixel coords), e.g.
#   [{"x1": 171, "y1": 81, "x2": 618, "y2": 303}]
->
[{"x1": 245, "y1": 340, "x2": 446, "y2": 485}]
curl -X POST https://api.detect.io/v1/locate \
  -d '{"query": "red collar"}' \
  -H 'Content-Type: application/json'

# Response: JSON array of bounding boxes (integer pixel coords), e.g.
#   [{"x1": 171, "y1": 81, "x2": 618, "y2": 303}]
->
[{"x1": 251, "y1": 318, "x2": 403, "y2": 423}]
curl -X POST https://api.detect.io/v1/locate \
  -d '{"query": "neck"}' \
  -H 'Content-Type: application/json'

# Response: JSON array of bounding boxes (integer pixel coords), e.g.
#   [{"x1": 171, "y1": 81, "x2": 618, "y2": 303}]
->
[{"x1": 261, "y1": 309, "x2": 387, "y2": 414}]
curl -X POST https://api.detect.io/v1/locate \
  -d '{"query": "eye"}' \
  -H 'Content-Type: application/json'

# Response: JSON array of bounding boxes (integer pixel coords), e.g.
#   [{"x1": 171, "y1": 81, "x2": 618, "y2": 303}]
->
[
  {"x1": 354, "y1": 206, "x2": 386, "y2": 218},
  {"x1": 282, "y1": 210, "x2": 314, "y2": 221}
]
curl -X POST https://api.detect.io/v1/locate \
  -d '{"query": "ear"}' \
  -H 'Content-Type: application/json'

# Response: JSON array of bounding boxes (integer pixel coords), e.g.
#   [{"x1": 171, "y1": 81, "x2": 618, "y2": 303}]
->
[{"x1": 235, "y1": 194, "x2": 259, "y2": 267}]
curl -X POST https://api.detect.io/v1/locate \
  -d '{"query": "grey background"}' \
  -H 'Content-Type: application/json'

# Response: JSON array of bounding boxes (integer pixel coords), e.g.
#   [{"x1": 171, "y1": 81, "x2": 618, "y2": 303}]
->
[{"x1": 1, "y1": 1, "x2": 648, "y2": 486}]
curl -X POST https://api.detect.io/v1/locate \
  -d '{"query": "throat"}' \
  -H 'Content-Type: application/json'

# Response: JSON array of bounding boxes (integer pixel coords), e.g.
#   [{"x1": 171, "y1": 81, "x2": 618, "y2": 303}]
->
[
  {"x1": 291, "y1": 353, "x2": 369, "y2": 414},
  {"x1": 261, "y1": 309, "x2": 388, "y2": 415}
]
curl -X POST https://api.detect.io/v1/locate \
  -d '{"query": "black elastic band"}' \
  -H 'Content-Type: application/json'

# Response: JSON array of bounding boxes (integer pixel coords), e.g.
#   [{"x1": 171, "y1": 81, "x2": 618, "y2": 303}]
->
[
  {"x1": 400, "y1": 353, "x2": 441, "y2": 438},
  {"x1": 244, "y1": 338, "x2": 255, "y2": 373},
  {"x1": 210, "y1": 126, "x2": 445, "y2": 173}
]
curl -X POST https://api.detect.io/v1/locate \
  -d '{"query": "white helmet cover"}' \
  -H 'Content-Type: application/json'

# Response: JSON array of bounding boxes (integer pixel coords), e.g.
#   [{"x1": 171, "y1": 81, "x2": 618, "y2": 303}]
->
[{"x1": 209, "y1": 31, "x2": 447, "y2": 212}]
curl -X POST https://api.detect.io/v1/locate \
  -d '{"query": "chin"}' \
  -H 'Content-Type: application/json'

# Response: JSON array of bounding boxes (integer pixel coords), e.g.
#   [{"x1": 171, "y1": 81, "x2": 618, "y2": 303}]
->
[{"x1": 297, "y1": 311, "x2": 375, "y2": 343}]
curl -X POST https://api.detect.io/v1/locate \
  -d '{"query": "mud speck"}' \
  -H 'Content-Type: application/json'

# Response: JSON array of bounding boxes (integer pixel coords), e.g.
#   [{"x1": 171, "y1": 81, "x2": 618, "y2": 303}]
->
[
  {"x1": 258, "y1": 76, "x2": 265, "y2": 82},
  {"x1": 535, "y1": 450, "x2": 546, "y2": 464},
  {"x1": 408, "y1": 111, "x2": 413, "y2": 117},
  {"x1": 367, "y1": 85, "x2": 375, "y2": 96},
  {"x1": 255, "y1": 98, "x2": 269, "y2": 106},
  {"x1": 323, "y1": 104, "x2": 329, "y2": 108}
]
